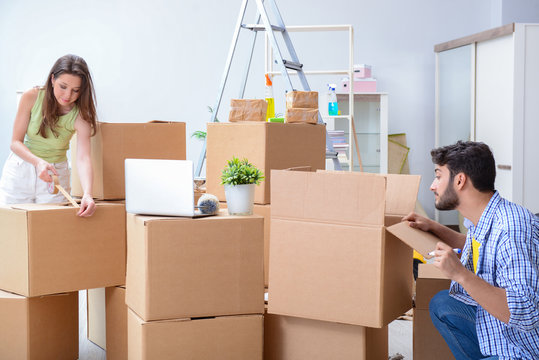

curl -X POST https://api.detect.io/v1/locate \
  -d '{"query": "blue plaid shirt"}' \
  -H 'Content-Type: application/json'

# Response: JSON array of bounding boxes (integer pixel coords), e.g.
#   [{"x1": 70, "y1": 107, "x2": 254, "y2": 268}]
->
[{"x1": 449, "y1": 192, "x2": 539, "y2": 359}]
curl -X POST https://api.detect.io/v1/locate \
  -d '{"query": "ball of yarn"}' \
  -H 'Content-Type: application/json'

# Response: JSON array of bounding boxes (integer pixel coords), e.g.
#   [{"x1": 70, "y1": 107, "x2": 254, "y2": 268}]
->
[{"x1": 197, "y1": 193, "x2": 220, "y2": 215}]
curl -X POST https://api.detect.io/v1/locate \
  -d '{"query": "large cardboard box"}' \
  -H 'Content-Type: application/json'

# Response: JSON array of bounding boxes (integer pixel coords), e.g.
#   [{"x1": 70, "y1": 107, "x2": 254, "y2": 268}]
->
[
  {"x1": 87, "y1": 288, "x2": 106, "y2": 350},
  {"x1": 106, "y1": 286, "x2": 127, "y2": 360},
  {"x1": 128, "y1": 310, "x2": 263, "y2": 360},
  {"x1": 71, "y1": 121, "x2": 186, "y2": 200},
  {"x1": 413, "y1": 264, "x2": 453, "y2": 360},
  {"x1": 221, "y1": 202, "x2": 272, "y2": 287},
  {"x1": 126, "y1": 211, "x2": 264, "y2": 321},
  {"x1": 0, "y1": 290, "x2": 78, "y2": 360},
  {"x1": 0, "y1": 203, "x2": 126, "y2": 297},
  {"x1": 206, "y1": 122, "x2": 326, "y2": 204},
  {"x1": 268, "y1": 170, "x2": 420, "y2": 327},
  {"x1": 264, "y1": 313, "x2": 387, "y2": 360}
]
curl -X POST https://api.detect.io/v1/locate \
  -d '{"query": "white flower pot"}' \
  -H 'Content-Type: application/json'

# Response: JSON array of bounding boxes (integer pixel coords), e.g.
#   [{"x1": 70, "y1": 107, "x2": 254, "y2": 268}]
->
[{"x1": 224, "y1": 184, "x2": 255, "y2": 215}]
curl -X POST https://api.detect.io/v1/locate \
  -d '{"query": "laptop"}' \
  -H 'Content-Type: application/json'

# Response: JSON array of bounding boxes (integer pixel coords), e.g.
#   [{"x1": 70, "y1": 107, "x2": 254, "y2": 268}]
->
[{"x1": 125, "y1": 159, "x2": 212, "y2": 217}]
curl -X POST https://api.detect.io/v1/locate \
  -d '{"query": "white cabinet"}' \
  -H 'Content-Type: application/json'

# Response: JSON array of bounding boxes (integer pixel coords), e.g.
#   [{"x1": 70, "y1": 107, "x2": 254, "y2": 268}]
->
[
  {"x1": 331, "y1": 93, "x2": 388, "y2": 173},
  {"x1": 435, "y1": 23, "x2": 539, "y2": 217}
]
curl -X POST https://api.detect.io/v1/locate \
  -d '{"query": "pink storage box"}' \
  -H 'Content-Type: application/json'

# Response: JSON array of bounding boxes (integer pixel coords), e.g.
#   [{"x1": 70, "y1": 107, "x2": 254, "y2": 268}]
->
[
  {"x1": 353, "y1": 64, "x2": 372, "y2": 79},
  {"x1": 339, "y1": 78, "x2": 377, "y2": 93}
]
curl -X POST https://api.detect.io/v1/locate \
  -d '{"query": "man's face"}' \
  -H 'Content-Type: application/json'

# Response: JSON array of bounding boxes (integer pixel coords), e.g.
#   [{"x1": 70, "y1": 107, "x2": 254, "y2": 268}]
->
[{"x1": 430, "y1": 165, "x2": 460, "y2": 210}]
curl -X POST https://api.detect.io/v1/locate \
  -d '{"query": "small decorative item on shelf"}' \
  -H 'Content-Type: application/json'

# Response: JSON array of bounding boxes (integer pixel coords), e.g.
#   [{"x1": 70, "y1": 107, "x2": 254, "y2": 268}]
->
[{"x1": 221, "y1": 157, "x2": 264, "y2": 215}]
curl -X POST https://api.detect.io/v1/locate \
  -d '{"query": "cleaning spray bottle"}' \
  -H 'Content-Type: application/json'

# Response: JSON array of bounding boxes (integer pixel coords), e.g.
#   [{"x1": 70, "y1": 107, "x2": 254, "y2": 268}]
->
[
  {"x1": 328, "y1": 84, "x2": 339, "y2": 116},
  {"x1": 265, "y1": 73, "x2": 275, "y2": 121}
]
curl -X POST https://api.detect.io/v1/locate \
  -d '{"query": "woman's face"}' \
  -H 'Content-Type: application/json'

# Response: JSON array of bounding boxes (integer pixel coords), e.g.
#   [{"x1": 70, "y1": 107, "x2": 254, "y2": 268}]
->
[{"x1": 51, "y1": 73, "x2": 82, "y2": 110}]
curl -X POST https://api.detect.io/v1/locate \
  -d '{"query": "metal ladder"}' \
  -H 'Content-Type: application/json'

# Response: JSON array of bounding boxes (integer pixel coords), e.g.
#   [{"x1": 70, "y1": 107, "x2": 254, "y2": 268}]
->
[{"x1": 195, "y1": 0, "x2": 341, "y2": 177}]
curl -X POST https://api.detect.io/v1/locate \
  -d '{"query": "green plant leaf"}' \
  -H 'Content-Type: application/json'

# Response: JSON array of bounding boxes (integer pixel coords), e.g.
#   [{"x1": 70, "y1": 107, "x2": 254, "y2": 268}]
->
[{"x1": 220, "y1": 156, "x2": 264, "y2": 185}]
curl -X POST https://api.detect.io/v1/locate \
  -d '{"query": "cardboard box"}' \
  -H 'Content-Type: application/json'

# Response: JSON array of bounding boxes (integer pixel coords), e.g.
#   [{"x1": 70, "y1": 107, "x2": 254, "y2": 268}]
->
[
  {"x1": 71, "y1": 121, "x2": 186, "y2": 200},
  {"x1": 353, "y1": 64, "x2": 372, "y2": 79},
  {"x1": 87, "y1": 288, "x2": 106, "y2": 350},
  {"x1": 0, "y1": 290, "x2": 78, "y2": 360},
  {"x1": 339, "y1": 78, "x2": 377, "y2": 93},
  {"x1": 126, "y1": 211, "x2": 264, "y2": 321},
  {"x1": 413, "y1": 264, "x2": 453, "y2": 360},
  {"x1": 106, "y1": 286, "x2": 127, "y2": 360},
  {"x1": 286, "y1": 91, "x2": 318, "y2": 109},
  {"x1": 268, "y1": 170, "x2": 420, "y2": 327},
  {"x1": 206, "y1": 122, "x2": 326, "y2": 204},
  {"x1": 285, "y1": 108, "x2": 319, "y2": 124},
  {"x1": 0, "y1": 203, "x2": 126, "y2": 297},
  {"x1": 229, "y1": 99, "x2": 267, "y2": 122},
  {"x1": 264, "y1": 313, "x2": 387, "y2": 360},
  {"x1": 128, "y1": 310, "x2": 263, "y2": 360}
]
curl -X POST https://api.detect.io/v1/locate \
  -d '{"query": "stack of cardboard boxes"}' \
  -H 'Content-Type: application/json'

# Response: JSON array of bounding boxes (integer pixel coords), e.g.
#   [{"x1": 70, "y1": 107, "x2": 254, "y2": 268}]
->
[
  {"x1": 205, "y1": 121, "x2": 327, "y2": 288},
  {"x1": 124, "y1": 212, "x2": 265, "y2": 359},
  {"x1": 71, "y1": 121, "x2": 187, "y2": 358},
  {"x1": 0, "y1": 200, "x2": 126, "y2": 358},
  {"x1": 266, "y1": 169, "x2": 421, "y2": 359}
]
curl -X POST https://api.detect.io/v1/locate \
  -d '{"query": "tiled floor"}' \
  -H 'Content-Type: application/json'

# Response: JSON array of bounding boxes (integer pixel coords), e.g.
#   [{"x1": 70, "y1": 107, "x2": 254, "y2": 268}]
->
[{"x1": 77, "y1": 289, "x2": 414, "y2": 360}]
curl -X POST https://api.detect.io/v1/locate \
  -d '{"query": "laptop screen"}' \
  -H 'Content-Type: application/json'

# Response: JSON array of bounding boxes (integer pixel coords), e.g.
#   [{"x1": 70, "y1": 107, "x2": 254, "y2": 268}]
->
[{"x1": 125, "y1": 159, "x2": 195, "y2": 216}]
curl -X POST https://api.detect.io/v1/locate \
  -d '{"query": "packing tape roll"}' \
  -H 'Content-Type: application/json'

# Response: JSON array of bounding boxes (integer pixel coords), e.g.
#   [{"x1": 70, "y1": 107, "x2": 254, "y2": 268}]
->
[{"x1": 48, "y1": 175, "x2": 60, "y2": 194}]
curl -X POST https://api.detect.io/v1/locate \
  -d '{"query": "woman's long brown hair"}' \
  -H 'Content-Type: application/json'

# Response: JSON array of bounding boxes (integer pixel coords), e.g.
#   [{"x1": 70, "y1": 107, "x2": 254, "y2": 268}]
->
[{"x1": 39, "y1": 54, "x2": 97, "y2": 138}]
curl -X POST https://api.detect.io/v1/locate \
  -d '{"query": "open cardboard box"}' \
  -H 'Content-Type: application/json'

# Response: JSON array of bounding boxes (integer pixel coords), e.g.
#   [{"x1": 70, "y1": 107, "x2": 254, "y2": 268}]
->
[
  {"x1": 126, "y1": 211, "x2": 264, "y2": 321},
  {"x1": 0, "y1": 202, "x2": 126, "y2": 297},
  {"x1": 267, "y1": 169, "x2": 420, "y2": 328},
  {"x1": 71, "y1": 121, "x2": 186, "y2": 200},
  {"x1": 0, "y1": 290, "x2": 78, "y2": 359},
  {"x1": 128, "y1": 310, "x2": 263, "y2": 360}
]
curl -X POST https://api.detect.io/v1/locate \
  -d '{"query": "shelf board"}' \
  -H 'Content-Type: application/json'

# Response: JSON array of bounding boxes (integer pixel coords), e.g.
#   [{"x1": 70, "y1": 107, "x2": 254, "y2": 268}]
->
[
  {"x1": 269, "y1": 70, "x2": 351, "y2": 76},
  {"x1": 322, "y1": 115, "x2": 350, "y2": 119}
]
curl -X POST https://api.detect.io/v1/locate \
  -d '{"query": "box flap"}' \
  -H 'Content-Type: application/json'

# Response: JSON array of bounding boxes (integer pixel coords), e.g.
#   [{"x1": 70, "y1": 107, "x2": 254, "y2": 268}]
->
[
  {"x1": 9, "y1": 204, "x2": 72, "y2": 211},
  {"x1": 418, "y1": 264, "x2": 449, "y2": 279},
  {"x1": 271, "y1": 170, "x2": 385, "y2": 226},
  {"x1": 386, "y1": 221, "x2": 440, "y2": 259},
  {"x1": 384, "y1": 174, "x2": 420, "y2": 216}
]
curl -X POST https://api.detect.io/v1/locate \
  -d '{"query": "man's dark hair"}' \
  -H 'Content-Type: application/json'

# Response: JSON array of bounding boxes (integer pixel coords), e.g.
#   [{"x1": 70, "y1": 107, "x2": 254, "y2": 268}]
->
[{"x1": 430, "y1": 141, "x2": 496, "y2": 193}]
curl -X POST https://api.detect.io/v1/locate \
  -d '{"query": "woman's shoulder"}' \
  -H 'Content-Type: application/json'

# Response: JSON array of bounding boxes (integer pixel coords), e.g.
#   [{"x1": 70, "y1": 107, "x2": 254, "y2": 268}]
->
[{"x1": 20, "y1": 87, "x2": 43, "y2": 107}]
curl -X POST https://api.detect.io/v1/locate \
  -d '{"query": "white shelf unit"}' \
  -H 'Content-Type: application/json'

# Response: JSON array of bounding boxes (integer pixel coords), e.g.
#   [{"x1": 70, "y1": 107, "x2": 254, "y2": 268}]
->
[
  {"x1": 335, "y1": 92, "x2": 388, "y2": 174},
  {"x1": 264, "y1": 25, "x2": 361, "y2": 171}
]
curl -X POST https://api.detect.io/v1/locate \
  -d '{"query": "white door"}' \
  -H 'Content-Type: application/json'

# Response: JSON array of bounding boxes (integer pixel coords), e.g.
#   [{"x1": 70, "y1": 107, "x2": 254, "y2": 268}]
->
[{"x1": 475, "y1": 34, "x2": 514, "y2": 201}]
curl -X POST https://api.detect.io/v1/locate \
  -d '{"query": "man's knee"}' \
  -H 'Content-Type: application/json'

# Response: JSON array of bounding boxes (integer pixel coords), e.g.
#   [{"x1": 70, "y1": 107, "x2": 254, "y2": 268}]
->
[{"x1": 429, "y1": 289, "x2": 450, "y2": 319}]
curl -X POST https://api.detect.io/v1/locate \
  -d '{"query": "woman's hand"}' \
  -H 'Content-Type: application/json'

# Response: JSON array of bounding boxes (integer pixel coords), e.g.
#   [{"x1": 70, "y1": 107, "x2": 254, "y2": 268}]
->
[
  {"x1": 78, "y1": 194, "x2": 96, "y2": 217},
  {"x1": 36, "y1": 159, "x2": 58, "y2": 183}
]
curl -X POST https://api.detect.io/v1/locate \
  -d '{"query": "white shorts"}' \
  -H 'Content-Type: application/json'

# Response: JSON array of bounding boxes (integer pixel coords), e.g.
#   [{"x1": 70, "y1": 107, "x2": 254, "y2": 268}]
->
[{"x1": 0, "y1": 152, "x2": 71, "y2": 205}]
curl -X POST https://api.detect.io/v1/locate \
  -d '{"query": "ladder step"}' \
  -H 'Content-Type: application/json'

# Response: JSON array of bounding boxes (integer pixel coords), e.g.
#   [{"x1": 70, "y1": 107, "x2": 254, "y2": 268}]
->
[
  {"x1": 326, "y1": 151, "x2": 339, "y2": 159},
  {"x1": 282, "y1": 59, "x2": 303, "y2": 71},
  {"x1": 242, "y1": 24, "x2": 285, "y2": 32}
]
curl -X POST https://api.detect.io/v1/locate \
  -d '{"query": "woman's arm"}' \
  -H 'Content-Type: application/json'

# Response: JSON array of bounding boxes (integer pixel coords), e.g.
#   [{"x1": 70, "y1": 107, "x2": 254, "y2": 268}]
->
[
  {"x1": 11, "y1": 88, "x2": 58, "y2": 182},
  {"x1": 73, "y1": 116, "x2": 96, "y2": 217}
]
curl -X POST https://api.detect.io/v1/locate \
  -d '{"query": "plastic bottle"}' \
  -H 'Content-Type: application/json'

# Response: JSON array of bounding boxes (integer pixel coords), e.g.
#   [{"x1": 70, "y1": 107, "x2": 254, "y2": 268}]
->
[
  {"x1": 265, "y1": 74, "x2": 275, "y2": 121},
  {"x1": 328, "y1": 84, "x2": 339, "y2": 116}
]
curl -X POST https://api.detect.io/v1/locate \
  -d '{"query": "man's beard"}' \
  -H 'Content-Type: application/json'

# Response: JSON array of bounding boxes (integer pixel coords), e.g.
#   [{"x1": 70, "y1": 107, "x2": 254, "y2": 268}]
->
[{"x1": 435, "y1": 182, "x2": 460, "y2": 210}]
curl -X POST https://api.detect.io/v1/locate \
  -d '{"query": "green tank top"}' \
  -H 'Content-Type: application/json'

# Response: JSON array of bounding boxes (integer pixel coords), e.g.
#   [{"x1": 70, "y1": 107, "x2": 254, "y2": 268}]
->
[{"x1": 24, "y1": 90, "x2": 79, "y2": 163}]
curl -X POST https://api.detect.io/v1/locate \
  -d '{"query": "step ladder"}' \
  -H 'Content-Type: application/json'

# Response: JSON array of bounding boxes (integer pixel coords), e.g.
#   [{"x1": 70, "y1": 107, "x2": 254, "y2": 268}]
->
[{"x1": 195, "y1": 0, "x2": 341, "y2": 177}]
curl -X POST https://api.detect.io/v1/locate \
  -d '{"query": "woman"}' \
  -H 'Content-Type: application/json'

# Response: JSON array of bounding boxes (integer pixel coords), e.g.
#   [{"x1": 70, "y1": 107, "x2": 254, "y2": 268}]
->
[{"x1": 0, "y1": 54, "x2": 97, "y2": 217}]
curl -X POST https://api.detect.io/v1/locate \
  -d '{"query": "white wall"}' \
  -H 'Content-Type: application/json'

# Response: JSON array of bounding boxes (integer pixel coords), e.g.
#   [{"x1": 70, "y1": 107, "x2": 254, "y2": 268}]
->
[{"x1": 0, "y1": 0, "x2": 530, "y2": 218}]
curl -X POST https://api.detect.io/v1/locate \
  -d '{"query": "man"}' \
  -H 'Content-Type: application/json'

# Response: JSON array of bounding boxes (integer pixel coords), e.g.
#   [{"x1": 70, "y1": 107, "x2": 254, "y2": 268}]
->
[{"x1": 404, "y1": 141, "x2": 538, "y2": 359}]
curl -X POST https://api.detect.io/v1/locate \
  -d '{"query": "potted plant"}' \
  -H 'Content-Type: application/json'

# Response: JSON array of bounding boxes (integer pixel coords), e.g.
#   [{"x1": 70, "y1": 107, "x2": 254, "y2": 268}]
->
[{"x1": 221, "y1": 157, "x2": 264, "y2": 215}]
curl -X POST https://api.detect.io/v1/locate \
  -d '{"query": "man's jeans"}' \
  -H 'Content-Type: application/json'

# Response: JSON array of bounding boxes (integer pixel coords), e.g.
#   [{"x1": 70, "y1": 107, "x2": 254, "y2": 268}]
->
[{"x1": 429, "y1": 290, "x2": 499, "y2": 360}]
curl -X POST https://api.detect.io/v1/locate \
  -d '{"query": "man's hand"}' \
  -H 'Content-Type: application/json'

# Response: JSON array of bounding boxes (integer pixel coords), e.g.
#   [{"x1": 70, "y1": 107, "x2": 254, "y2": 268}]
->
[
  {"x1": 402, "y1": 211, "x2": 434, "y2": 232},
  {"x1": 432, "y1": 241, "x2": 467, "y2": 282},
  {"x1": 77, "y1": 194, "x2": 96, "y2": 217},
  {"x1": 36, "y1": 160, "x2": 58, "y2": 183}
]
